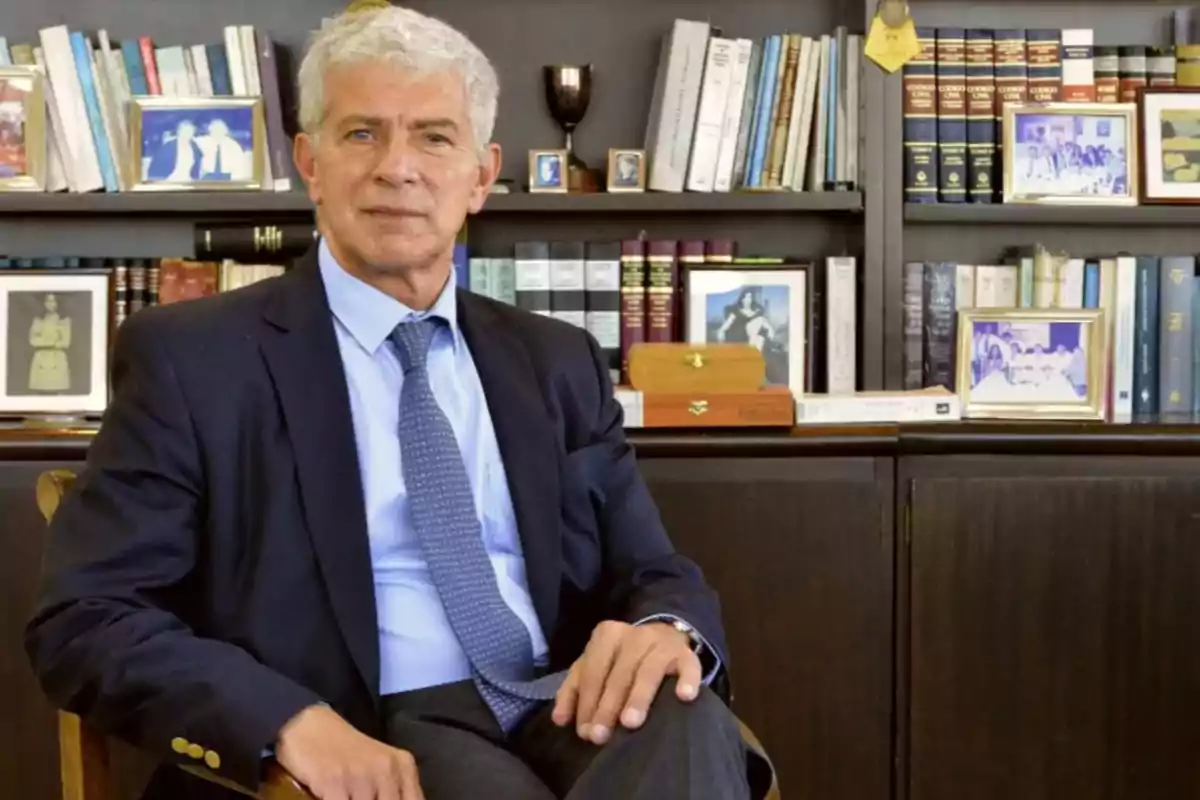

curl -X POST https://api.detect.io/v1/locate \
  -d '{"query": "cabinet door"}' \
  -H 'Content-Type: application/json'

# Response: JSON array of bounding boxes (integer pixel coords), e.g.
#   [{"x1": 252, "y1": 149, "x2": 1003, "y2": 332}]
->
[
  {"x1": 907, "y1": 461, "x2": 1200, "y2": 800},
  {"x1": 640, "y1": 456, "x2": 894, "y2": 800}
]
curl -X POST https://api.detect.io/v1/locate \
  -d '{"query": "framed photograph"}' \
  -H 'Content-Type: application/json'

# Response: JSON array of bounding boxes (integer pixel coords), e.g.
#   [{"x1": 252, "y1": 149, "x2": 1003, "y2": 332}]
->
[
  {"x1": 128, "y1": 96, "x2": 266, "y2": 191},
  {"x1": 1138, "y1": 87, "x2": 1200, "y2": 204},
  {"x1": 0, "y1": 270, "x2": 111, "y2": 417},
  {"x1": 1002, "y1": 102, "x2": 1137, "y2": 205},
  {"x1": 0, "y1": 66, "x2": 46, "y2": 191},
  {"x1": 686, "y1": 267, "x2": 807, "y2": 397},
  {"x1": 528, "y1": 149, "x2": 568, "y2": 193},
  {"x1": 606, "y1": 148, "x2": 646, "y2": 192},
  {"x1": 956, "y1": 308, "x2": 1109, "y2": 420}
]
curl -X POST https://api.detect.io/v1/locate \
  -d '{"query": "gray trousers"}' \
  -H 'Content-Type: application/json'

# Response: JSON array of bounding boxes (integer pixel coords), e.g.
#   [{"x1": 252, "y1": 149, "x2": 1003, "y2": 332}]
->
[{"x1": 382, "y1": 676, "x2": 761, "y2": 800}]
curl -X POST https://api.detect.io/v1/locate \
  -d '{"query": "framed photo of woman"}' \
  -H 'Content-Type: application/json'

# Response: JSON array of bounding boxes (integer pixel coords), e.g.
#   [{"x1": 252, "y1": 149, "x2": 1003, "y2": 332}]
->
[
  {"x1": 0, "y1": 269, "x2": 111, "y2": 418},
  {"x1": 685, "y1": 266, "x2": 808, "y2": 397}
]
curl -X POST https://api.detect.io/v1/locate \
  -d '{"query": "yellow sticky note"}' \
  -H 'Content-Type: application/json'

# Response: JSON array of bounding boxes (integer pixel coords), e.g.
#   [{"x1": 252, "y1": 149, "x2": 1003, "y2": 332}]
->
[{"x1": 864, "y1": 14, "x2": 922, "y2": 73}]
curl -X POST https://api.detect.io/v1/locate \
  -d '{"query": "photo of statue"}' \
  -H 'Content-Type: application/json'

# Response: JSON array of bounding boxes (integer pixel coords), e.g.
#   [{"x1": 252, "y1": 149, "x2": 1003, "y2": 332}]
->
[{"x1": 6, "y1": 290, "x2": 93, "y2": 398}]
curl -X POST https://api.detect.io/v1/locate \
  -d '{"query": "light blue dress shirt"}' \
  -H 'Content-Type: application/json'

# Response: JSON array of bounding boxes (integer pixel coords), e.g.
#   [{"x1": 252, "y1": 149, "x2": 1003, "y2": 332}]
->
[
  {"x1": 318, "y1": 240, "x2": 549, "y2": 695},
  {"x1": 317, "y1": 241, "x2": 719, "y2": 696}
]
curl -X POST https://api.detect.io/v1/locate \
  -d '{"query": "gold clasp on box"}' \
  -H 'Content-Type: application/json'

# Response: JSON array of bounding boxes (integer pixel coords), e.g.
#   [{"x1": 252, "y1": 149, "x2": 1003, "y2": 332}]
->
[
  {"x1": 688, "y1": 400, "x2": 709, "y2": 416},
  {"x1": 685, "y1": 351, "x2": 706, "y2": 369}
]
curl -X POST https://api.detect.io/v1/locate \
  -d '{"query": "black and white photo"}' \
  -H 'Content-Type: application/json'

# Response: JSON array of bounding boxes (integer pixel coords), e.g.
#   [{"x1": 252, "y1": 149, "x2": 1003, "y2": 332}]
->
[{"x1": 0, "y1": 271, "x2": 110, "y2": 416}]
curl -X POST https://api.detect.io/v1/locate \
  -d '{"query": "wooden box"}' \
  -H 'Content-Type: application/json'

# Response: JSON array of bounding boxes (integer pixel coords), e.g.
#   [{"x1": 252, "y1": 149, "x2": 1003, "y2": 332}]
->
[
  {"x1": 628, "y1": 343, "x2": 765, "y2": 394},
  {"x1": 638, "y1": 386, "x2": 795, "y2": 428}
]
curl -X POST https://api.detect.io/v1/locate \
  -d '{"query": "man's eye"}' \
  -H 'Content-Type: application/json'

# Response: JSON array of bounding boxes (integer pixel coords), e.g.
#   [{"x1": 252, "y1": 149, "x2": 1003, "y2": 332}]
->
[
  {"x1": 346, "y1": 129, "x2": 372, "y2": 141},
  {"x1": 426, "y1": 133, "x2": 452, "y2": 145}
]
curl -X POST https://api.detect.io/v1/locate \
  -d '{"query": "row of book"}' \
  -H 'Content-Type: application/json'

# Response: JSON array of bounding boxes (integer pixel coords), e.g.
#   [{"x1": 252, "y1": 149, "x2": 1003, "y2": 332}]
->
[
  {"x1": 903, "y1": 25, "x2": 1200, "y2": 204},
  {"x1": 0, "y1": 23, "x2": 290, "y2": 192},
  {"x1": 0, "y1": 256, "x2": 283, "y2": 331},
  {"x1": 645, "y1": 19, "x2": 861, "y2": 194},
  {"x1": 904, "y1": 250, "x2": 1200, "y2": 418},
  {"x1": 461, "y1": 238, "x2": 860, "y2": 396}
]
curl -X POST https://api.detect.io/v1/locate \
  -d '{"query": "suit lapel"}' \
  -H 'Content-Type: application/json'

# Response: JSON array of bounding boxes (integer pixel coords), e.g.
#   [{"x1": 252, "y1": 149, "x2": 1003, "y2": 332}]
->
[
  {"x1": 260, "y1": 251, "x2": 380, "y2": 701},
  {"x1": 458, "y1": 292, "x2": 563, "y2": 637}
]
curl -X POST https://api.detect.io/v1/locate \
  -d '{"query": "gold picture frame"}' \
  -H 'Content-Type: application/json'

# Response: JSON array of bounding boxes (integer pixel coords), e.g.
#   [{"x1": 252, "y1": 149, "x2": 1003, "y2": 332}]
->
[
  {"x1": 0, "y1": 65, "x2": 47, "y2": 192},
  {"x1": 606, "y1": 148, "x2": 646, "y2": 192},
  {"x1": 528, "y1": 149, "x2": 568, "y2": 193},
  {"x1": 127, "y1": 96, "x2": 266, "y2": 191},
  {"x1": 956, "y1": 308, "x2": 1109, "y2": 420},
  {"x1": 1002, "y1": 101, "x2": 1138, "y2": 206}
]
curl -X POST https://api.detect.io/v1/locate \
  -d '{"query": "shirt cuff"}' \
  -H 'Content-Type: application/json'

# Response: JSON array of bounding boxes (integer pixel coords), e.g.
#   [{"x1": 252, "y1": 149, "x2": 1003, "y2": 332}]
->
[{"x1": 632, "y1": 614, "x2": 723, "y2": 687}]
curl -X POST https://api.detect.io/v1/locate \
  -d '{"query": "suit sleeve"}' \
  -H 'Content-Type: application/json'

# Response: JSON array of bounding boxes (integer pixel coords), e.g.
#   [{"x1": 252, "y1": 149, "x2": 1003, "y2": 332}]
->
[
  {"x1": 24, "y1": 310, "x2": 323, "y2": 791},
  {"x1": 573, "y1": 329, "x2": 731, "y2": 690}
]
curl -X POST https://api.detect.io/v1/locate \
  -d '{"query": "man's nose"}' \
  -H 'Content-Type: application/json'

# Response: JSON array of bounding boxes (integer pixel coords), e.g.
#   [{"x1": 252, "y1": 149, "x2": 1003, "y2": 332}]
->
[{"x1": 373, "y1": 136, "x2": 421, "y2": 184}]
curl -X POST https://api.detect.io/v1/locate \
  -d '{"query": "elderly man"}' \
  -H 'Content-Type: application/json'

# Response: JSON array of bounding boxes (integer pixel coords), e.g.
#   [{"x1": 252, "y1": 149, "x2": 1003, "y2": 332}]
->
[{"x1": 26, "y1": 6, "x2": 767, "y2": 800}]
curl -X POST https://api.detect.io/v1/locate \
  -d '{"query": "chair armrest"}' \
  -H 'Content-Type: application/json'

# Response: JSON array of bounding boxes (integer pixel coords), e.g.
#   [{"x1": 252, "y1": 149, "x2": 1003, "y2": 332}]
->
[{"x1": 178, "y1": 761, "x2": 312, "y2": 799}]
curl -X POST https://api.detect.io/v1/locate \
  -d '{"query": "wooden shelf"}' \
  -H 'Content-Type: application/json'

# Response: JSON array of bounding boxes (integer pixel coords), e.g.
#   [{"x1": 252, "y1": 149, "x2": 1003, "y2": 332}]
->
[
  {"x1": 0, "y1": 190, "x2": 863, "y2": 216},
  {"x1": 904, "y1": 203, "x2": 1200, "y2": 227}
]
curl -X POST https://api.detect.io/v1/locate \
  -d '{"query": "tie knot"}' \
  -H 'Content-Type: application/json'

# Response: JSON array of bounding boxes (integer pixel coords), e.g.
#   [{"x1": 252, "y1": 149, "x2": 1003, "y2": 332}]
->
[{"x1": 389, "y1": 318, "x2": 442, "y2": 373}]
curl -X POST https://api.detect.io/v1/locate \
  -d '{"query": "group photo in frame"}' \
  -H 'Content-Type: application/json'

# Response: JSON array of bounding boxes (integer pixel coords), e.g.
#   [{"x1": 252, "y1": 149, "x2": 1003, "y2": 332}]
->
[
  {"x1": 1138, "y1": 86, "x2": 1200, "y2": 204},
  {"x1": 956, "y1": 308, "x2": 1109, "y2": 421},
  {"x1": 0, "y1": 269, "x2": 111, "y2": 418},
  {"x1": 1002, "y1": 102, "x2": 1138, "y2": 206}
]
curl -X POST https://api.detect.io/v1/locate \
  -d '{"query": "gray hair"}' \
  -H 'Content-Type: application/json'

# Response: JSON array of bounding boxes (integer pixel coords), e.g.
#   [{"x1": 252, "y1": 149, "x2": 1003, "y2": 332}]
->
[{"x1": 297, "y1": 6, "x2": 499, "y2": 155}]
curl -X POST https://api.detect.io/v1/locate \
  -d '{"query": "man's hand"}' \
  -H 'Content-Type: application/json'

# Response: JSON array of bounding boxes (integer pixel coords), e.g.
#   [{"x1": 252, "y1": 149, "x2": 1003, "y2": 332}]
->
[
  {"x1": 550, "y1": 620, "x2": 702, "y2": 746},
  {"x1": 275, "y1": 704, "x2": 425, "y2": 800}
]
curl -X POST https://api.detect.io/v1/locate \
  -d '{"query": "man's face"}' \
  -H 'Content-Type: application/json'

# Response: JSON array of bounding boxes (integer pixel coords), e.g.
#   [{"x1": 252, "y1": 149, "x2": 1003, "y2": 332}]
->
[{"x1": 294, "y1": 60, "x2": 499, "y2": 276}]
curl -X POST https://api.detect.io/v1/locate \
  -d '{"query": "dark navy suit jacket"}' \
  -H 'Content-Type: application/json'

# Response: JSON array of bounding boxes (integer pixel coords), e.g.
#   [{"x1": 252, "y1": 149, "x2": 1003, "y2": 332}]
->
[{"x1": 24, "y1": 249, "x2": 729, "y2": 797}]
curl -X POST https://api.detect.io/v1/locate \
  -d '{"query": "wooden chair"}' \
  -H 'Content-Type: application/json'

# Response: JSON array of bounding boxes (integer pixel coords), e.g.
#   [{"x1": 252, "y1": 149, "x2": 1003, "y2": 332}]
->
[{"x1": 37, "y1": 469, "x2": 780, "y2": 800}]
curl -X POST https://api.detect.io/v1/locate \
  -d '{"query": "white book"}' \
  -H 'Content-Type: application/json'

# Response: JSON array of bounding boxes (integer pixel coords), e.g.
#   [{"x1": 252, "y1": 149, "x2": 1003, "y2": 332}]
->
[
  {"x1": 0, "y1": 38, "x2": 10, "y2": 66},
  {"x1": 789, "y1": 42, "x2": 821, "y2": 191},
  {"x1": 825, "y1": 256, "x2": 857, "y2": 394},
  {"x1": 87, "y1": 45, "x2": 127, "y2": 190},
  {"x1": 1111, "y1": 255, "x2": 1138, "y2": 419},
  {"x1": 644, "y1": 19, "x2": 711, "y2": 192},
  {"x1": 796, "y1": 389, "x2": 961, "y2": 424},
  {"x1": 97, "y1": 32, "x2": 129, "y2": 149},
  {"x1": 239, "y1": 26, "x2": 262, "y2": 95},
  {"x1": 223, "y1": 26, "x2": 247, "y2": 96},
  {"x1": 994, "y1": 265, "x2": 1019, "y2": 306},
  {"x1": 155, "y1": 46, "x2": 192, "y2": 96},
  {"x1": 1058, "y1": 258, "x2": 1085, "y2": 308},
  {"x1": 190, "y1": 44, "x2": 214, "y2": 96},
  {"x1": 806, "y1": 35, "x2": 830, "y2": 192},
  {"x1": 32, "y1": 46, "x2": 73, "y2": 192},
  {"x1": 781, "y1": 37, "x2": 813, "y2": 190},
  {"x1": 955, "y1": 264, "x2": 975, "y2": 310},
  {"x1": 685, "y1": 37, "x2": 736, "y2": 192},
  {"x1": 973, "y1": 265, "x2": 1000, "y2": 307},
  {"x1": 712, "y1": 38, "x2": 753, "y2": 193},
  {"x1": 38, "y1": 25, "x2": 104, "y2": 192}
]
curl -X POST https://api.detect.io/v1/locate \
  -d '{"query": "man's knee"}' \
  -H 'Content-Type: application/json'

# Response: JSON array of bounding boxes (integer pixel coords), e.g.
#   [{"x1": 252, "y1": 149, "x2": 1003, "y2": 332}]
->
[{"x1": 643, "y1": 676, "x2": 740, "y2": 738}]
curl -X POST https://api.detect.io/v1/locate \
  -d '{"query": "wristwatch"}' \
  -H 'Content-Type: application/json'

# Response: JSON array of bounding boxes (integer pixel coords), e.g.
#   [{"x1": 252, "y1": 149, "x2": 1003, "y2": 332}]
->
[{"x1": 670, "y1": 618, "x2": 705, "y2": 655}]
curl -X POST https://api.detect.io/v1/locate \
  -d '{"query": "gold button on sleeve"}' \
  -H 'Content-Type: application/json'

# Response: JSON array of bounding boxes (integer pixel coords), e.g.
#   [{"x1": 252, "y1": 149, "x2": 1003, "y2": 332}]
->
[
  {"x1": 187, "y1": 743, "x2": 204, "y2": 759},
  {"x1": 204, "y1": 750, "x2": 221, "y2": 770},
  {"x1": 170, "y1": 737, "x2": 189, "y2": 755}
]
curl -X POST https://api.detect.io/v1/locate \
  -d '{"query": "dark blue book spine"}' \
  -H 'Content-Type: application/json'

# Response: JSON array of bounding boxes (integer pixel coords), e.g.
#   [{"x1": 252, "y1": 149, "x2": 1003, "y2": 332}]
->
[
  {"x1": 936, "y1": 28, "x2": 968, "y2": 202},
  {"x1": 992, "y1": 29, "x2": 1027, "y2": 201},
  {"x1": 904, "y1": 28, "x2": 939, "y2": 203},
  {"x1": 965, "y1": 29, "x2": 996, "y2": 203},
  {"x1": 922, "y1": 261, "x2": 958, "y2": 390},
  {"x1": 1159, "y1": 256, "x2": 1195, "y2": 414},
  {"x1": 1133, "y1": 256, "x2": 1160, "y2": 417},
  {"x1": 206, "y1": 43, "x2": 232, "y2": 95},
  {"x1": 1026, "y1": 29, "x2": 1062, "y2": 103}
]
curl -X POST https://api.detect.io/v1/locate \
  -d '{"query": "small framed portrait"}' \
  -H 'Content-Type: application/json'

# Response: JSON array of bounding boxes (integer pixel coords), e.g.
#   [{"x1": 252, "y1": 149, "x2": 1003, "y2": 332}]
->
[
  {"x1": 0, "y1": 270, "x2": 111, "y2": 417},
  {"x1": 1003, "y1": 102, "x2": 1138, "y2": 205},
  {"x1": 1138, "y1": 87, "x2": 1200, "y2": 204},
  {"x1": 128, "y1": 96, "x2": 266, "y2": 191},
  {"x1": 957, "y1": 308, "x2": 1109, "y2": 420},
  {"x1": 686, "y1": 267, "x2": 807, "y2": 397},
  {"x1": 0, "y1": 66, "x2": 46, "y2": 191},
  {"x1": 528, "y1": 149, "x2": 568, "y2": 193},
  {"x1": 607, "y1": 148, "x2": 646, "y2": 192}
]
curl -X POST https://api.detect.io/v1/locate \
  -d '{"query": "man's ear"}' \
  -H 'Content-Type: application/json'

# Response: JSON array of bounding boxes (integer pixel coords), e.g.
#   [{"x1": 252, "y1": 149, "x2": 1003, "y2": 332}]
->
[
  {"x1": 294, "y1": 132, "x2": 320, "y2": 205},
  {"x1": 467, "y1": 142, "x2": 502, "y2": 214}
]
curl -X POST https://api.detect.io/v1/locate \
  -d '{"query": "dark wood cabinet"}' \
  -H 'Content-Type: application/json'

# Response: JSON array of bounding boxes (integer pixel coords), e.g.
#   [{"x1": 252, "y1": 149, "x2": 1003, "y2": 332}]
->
[
  {"x1": 903, "y1": 455, "x2": 1200, "y2": 800},
  {"x1": 641, "y1": 454, "x2": 894, "y2": 800}
]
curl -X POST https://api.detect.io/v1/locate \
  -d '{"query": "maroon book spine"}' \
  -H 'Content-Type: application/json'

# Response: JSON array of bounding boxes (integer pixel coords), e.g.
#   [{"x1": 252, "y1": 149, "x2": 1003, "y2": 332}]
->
[
  {"x1": 646, "y1": 241, "x2": 678, "y2": 344},
  {"x1": 619, "y1": 240, "x2": 647, "y2": 385}
]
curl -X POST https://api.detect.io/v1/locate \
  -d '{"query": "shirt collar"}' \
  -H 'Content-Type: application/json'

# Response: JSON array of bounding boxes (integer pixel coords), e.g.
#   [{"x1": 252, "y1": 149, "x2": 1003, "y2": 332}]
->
[{"x1": 317, "y1": 237, "x2": 460, "y2": 355}]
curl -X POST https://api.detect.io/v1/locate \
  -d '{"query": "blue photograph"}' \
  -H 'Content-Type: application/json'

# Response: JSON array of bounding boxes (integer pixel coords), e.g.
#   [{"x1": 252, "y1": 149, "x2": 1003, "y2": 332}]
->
[
  {"x1": 533, "y1": 152, "x2": 563, "y2": 188},
  {"x1": 140, "y1": 105, "x2": 256, "y2": 184},
  {"x1": 706, "y1": 284, "x2": 791, "y2": 386},
  {"x1": 1010, "y1": 112, "x2": 1129, "y2": 198},
  {"x1": 969, "y1": 319, "x2": 1090, "y2": 404}
]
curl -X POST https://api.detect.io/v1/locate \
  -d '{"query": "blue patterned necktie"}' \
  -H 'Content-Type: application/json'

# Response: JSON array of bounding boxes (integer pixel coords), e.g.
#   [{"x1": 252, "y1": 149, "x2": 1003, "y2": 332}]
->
[{"x1": 390, "y1": 318, "x2": 565, "y2": 731}]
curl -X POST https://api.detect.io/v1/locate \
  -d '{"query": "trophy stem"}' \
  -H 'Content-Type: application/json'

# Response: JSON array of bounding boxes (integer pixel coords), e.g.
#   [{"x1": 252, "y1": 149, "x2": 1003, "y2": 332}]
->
[{"x1": 564, "y1": 130, "x2": 574, "y2": 158}]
